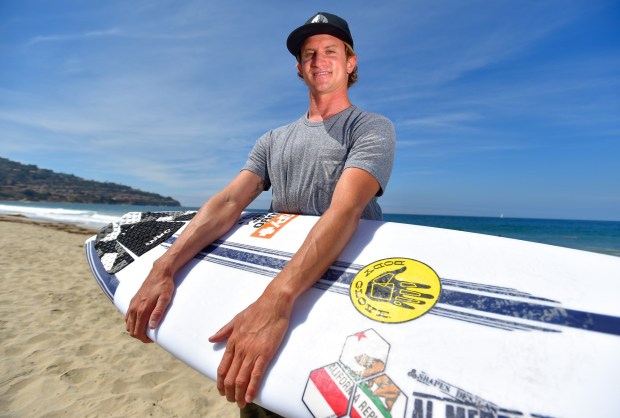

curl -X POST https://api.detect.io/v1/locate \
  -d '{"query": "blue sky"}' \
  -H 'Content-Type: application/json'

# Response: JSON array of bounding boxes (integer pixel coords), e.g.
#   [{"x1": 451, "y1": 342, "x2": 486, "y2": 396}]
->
[{"x1": 1, "y1": 1, "x2": 619, "y2": 221}]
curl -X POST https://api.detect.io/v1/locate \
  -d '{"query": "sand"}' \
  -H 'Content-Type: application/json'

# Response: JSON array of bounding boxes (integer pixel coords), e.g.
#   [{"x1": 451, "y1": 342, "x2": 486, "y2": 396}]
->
[{"x1": 0, "y1": 215, "x2": 239, "y2": 417}]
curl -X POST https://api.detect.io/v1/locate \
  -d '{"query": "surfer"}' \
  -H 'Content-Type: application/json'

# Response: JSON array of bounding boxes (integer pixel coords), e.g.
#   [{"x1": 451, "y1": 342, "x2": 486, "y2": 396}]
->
[{"x1": 124, "y1": 11, "x2": 395, "y2": 416}]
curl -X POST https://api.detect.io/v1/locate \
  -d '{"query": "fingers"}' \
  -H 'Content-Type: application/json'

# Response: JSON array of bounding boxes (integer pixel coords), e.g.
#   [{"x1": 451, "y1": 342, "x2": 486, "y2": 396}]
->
[
  {"x1": 213, "y1": 320, "x2": 263, "y2": 408},
  {"x1": 125, "y1": 292, "x2": 161, "y2": 343},
  {"x1": 217, "y1": 342, "x2": 263, "y2": 408},
  {"x1": 216, "y1": 340, "x2": 236, "y2": 396},
  {"x1": 149, "y1": 293, "x2": 171, "y2": 329},
  {"x1": 124, "y1": 275, "x2": 174, "y2": 343},
  {"x1": 245, "y1": 356, "x2": 268, "y2": 404},
  {"x1": 212, "y1": 295, "x2": 291, "y2": 407},
  {"x1": 125, "y1": 303, "x2": 153, "y2": 343},
  {"x1": 234, "y1": 355, "x2": 258, "y2": 408},
  {"x1": 224, "y1": 349, "x2": 245, "y2": 404}
]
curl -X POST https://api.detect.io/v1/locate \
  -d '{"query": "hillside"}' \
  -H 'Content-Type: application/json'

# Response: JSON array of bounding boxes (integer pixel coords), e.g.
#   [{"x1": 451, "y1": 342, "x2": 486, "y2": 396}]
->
[{"x1": 0, "y1": 157, "x2": 180, "y2": 206}]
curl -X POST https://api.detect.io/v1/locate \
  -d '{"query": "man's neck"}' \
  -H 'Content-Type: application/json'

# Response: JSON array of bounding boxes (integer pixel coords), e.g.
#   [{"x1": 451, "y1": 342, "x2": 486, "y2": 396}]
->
[{"x1": 306, "y1": 90, "x2": 352, "y2": 122}]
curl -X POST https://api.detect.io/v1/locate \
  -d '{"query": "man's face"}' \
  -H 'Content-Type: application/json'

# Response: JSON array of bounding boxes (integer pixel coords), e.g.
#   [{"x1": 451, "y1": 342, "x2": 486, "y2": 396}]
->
[{"x1": 298, "y1": 34, "x2": 356, "y2": 95}]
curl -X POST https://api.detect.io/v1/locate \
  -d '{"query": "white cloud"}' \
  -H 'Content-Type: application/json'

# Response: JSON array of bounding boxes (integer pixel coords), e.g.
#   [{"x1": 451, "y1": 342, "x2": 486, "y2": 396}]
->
[{"x1": 26, "y1": 28, "x2": 123, "y2": 46}]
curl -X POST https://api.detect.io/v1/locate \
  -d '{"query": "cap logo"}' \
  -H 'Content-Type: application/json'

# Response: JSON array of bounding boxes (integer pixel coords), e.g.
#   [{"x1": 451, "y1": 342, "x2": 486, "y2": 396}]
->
[{"x1": 311, "y1": 14, "x2": 328, "y2": 24}]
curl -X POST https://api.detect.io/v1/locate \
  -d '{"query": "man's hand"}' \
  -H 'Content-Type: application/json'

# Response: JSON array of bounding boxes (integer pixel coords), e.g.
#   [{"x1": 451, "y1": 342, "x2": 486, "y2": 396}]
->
[
  {"x1": 209, "y1": 291, "x2": 292, "y2": 408},
  {"x1": 204, "y1": 167, "x2": 381, "y2": 407},
  {"x1": 124, "y1": 171, "x2": 266, "y2": 345},
  {"x1": 124, "y1": 262, "x2": 175, "y2": 343}
]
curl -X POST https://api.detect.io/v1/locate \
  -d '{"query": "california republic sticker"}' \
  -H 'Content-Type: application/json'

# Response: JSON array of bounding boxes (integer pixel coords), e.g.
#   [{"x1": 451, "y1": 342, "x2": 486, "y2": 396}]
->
[
  {"x1": 303, "y1": 329, "x2": 407, "y2": 418},
  {"x1": 350, "y1": 258, "x2": 441, "y2": 323}
]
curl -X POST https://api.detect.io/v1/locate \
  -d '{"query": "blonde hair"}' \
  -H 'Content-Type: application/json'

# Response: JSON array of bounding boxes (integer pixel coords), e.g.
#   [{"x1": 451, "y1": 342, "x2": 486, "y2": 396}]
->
[{"x1": 296, "y1": 42, "x2": 358, "y2": 88}]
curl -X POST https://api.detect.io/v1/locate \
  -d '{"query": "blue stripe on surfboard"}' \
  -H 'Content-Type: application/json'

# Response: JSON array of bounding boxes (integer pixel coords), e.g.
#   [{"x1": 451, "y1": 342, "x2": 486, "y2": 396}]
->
[
  {"x1": 211, "y1": 240, "x2": 559, "y2": 303},
  {"x1": 86, "y1": 240, "x2": 118, "y2": 302},
  {"x1": 197, "y1": 248, "x2": 557, "y2": 332},
  {"x1": 438, "y1": 290, "x2": 620, "y2": 335},
  {"x1": 161, "y1": 238, "x2": 620, "y2": 336},
  {"x1": 212, "y1": 239, "x2": 360, "y2": 272},
  {"x1": 429, "y1": 306, "x2": 558, "y2": 332},
  {"x1": 438, "y1": 279, "x2": 558, "y2": 303}
]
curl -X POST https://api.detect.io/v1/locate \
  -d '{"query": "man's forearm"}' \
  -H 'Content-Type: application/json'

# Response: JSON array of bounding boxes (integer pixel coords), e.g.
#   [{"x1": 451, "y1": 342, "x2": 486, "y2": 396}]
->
[
  {"x1": 263, "y1": 205, "x2": 361, "y2": 306},
  {"x1": 264, "y1": 167, "x2": 380, "y2": 308},
  {"x1": 157, "y1": 171, "x2": 265, "y2": 277},
  {"x1": 157, "y1": 196, "x2": 243, "y2": 275}
]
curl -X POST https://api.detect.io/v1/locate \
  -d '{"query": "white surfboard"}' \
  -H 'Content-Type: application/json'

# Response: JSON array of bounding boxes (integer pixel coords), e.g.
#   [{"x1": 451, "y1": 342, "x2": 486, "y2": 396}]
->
[{"x1": 85, "y1": 211, "x2": 620, "y2": 418}]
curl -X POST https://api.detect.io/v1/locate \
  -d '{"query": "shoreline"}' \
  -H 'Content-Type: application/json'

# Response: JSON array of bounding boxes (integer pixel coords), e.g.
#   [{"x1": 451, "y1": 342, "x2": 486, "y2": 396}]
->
[
  {"x1": 0, "y1": 214, "x2": 100, "y2": 235},
  {"x1": 0, "y1": 215, "x2": 238, "y2": 417}
]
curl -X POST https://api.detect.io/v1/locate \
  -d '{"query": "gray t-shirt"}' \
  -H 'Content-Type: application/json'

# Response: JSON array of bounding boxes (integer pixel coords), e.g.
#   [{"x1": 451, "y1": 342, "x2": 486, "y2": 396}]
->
[{"x1": 243, "y1": 105, "x2": 395, "y2": 220}]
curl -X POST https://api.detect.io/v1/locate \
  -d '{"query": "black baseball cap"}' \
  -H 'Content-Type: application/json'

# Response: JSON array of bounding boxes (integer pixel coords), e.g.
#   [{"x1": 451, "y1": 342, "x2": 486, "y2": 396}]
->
[{"x1": 286, "y1": 12, "x2": 354, "y2": 56}]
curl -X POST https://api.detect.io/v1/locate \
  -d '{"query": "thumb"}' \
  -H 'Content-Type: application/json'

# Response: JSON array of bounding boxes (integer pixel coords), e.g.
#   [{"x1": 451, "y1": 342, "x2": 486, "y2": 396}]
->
[
  {"x1": 208, "y1": 318, "x2": 234, "y2": 343},
  {"x1": 149, "y1": 294, "x2": 171, "y2": 329}
]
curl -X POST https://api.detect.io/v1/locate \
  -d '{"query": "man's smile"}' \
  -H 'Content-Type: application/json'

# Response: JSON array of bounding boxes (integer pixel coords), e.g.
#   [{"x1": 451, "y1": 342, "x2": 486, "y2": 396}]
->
[{"x1": 313, "y1": 70, "x2": 331, "y2": 77}]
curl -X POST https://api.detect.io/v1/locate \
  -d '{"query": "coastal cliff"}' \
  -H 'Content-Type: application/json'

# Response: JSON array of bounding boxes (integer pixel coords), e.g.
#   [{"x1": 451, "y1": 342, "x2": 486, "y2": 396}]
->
[{"x1": 0, "y1": 157, "x2": 180, "y2": 206}]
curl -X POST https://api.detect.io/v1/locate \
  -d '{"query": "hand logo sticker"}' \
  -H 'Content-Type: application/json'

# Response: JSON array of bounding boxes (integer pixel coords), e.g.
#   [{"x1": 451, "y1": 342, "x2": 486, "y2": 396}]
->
[{"x1": 350, "y1": 258, "x2": 441, "y2": 323}]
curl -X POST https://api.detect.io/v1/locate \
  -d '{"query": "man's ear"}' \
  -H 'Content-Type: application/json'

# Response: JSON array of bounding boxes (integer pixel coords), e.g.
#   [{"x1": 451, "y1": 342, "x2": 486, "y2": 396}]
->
[
  {"x1": 296, "y1": 63, "x2": 304, "y2": 80},
  {"x1": 347, "y1": 55, "x2": 358, "y2": 74}
]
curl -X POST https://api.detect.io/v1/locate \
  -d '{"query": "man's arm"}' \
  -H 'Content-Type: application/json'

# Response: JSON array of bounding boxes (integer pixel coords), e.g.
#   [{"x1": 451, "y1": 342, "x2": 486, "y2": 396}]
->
[
  {"x1": 209, "y1": 167, "x2": 381, "y2": 407},
  {"x1": 125, "y1": 170, "x2": 266, "y2": 343}
]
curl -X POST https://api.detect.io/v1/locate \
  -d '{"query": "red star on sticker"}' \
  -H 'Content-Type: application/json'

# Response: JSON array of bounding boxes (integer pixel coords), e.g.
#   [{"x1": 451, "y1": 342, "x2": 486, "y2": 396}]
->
[{"x1": 355, "y1": 331, "x2": 367, "y2": 341}]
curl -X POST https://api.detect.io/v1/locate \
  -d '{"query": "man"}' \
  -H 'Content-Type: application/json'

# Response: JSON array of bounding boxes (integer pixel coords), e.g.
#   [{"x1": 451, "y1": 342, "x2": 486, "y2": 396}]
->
[{"x1": 124, "y1": 11, "x2": 395, "y2": 416}]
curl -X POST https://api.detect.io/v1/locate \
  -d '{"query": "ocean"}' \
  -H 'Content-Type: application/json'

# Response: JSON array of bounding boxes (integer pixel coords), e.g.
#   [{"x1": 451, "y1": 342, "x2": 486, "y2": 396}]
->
[{"x1": 1, "y1": 201, "x2": 618, "y2": 257}]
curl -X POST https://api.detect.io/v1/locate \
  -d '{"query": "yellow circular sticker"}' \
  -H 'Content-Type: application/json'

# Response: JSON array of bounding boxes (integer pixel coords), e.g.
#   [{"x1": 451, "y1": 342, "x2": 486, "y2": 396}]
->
[{"x1": 350, "y1": 258, "x2": 441, "y2": 323}]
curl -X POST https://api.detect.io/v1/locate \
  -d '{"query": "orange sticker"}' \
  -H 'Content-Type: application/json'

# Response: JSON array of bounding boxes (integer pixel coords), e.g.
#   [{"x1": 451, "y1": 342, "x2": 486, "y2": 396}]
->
[{"x1": 251, "y1": 213, "x2": 299, "y2": 239}]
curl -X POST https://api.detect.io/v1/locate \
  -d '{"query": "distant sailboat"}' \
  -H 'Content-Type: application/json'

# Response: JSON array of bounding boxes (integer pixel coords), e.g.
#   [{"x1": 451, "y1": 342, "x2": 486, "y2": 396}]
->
[{"x1": 500, "y1": 213, "x2": 504, "y2": 219}]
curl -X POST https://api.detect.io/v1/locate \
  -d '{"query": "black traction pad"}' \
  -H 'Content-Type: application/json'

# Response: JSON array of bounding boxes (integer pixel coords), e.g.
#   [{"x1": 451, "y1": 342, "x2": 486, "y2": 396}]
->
[{"x1": 94, "y1": 211, "x2": 197, "y2": 274}]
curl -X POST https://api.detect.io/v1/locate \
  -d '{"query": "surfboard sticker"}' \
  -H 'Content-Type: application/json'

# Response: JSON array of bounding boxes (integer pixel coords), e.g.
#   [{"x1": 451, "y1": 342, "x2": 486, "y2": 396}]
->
[
  {"x1": 406, "y1": 369, "x2": 538, "y2": 418},
  {"x1": 249, "y1": 213, "x2": 299, "y2": 239},
  {"x1": 350, "y1": 258, "x2": 441, "y2": 323},
  {"x1": 303, "y1": 329, "x2": 408, "y2": 418}
]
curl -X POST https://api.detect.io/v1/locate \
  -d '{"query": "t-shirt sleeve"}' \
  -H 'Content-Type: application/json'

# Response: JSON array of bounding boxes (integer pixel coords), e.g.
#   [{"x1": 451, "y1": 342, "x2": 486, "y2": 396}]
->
[
  {"x1": 344, "y1": 114, "x2": 395, "y2": 196},
  {"x1": 242, "y1": 131, "x2": 272, "y2": 191}
]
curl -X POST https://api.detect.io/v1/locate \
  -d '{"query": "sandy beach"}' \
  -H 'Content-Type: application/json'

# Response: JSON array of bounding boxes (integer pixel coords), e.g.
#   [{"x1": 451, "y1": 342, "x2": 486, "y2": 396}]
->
[{"x1": 0, "y1": 215, "x2": 238, "y2": 417}]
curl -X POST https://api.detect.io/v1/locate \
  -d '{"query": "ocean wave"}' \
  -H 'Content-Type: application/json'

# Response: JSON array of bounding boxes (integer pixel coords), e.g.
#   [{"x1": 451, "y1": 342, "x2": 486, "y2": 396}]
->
[{"x1": 0, "y1": 203, "x2": 120, "y2": 227}]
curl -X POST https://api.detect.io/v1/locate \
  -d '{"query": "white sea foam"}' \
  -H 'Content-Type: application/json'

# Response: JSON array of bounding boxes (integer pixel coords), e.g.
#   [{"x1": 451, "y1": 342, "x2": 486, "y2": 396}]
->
[{"x1": 0, "y1": 203, "x2": 119, "y2": 227}]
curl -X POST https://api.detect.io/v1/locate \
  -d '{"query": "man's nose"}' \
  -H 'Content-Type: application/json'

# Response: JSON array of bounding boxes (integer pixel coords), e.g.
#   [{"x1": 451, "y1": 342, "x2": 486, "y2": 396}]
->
[{"x1": 311, "y1": 52, "x2": 326, "y2": 66}]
